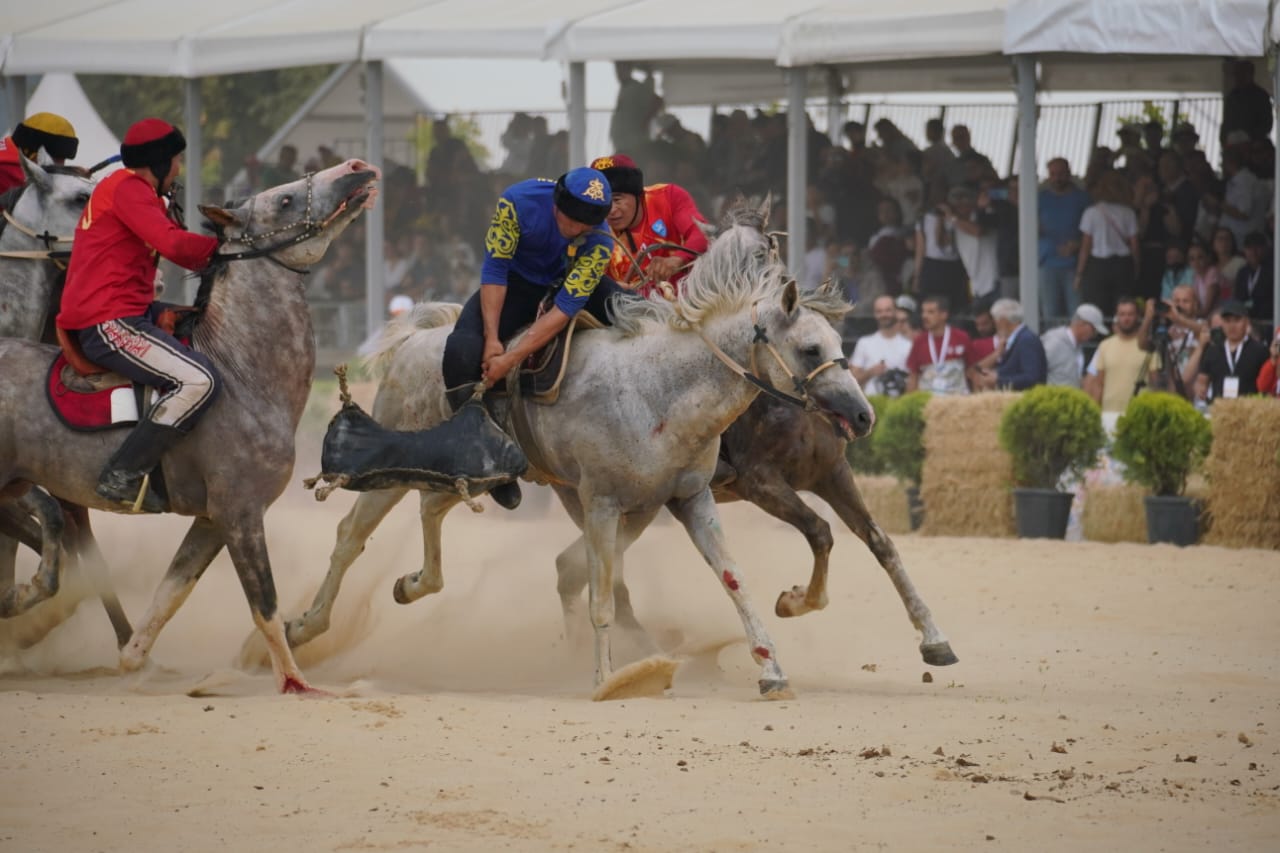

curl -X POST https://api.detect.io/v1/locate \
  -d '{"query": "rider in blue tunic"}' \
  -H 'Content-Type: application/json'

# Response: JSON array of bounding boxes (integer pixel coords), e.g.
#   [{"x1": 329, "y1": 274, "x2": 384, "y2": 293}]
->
[{"x1": 441, "y1": 166, "x2": 621, "y2": 509}]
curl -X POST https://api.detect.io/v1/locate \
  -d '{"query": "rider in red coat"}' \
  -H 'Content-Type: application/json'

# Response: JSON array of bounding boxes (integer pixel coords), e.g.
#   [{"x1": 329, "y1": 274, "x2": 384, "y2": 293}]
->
[
  {"x1": 589, "y1": 154, "x2": 709, "y2": 298},
  {"x1": 0, "y1": 112, "x2": 80, "y2": 198},
  {"x1": 58, "y1": 118, "x2": 220, "y2": 513}
]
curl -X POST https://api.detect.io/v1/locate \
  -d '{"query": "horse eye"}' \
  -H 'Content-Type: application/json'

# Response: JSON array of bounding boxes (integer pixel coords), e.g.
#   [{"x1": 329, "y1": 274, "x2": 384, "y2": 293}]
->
[
  {"x1": 281, "y1": 197, "x2": 292, "y2": 208},
  {"x1": 802, "y1": 345, "x2": 821, "y2": 358},
  {"x1": 76, "y1": 192, "x2": 91, "y2": 204}
]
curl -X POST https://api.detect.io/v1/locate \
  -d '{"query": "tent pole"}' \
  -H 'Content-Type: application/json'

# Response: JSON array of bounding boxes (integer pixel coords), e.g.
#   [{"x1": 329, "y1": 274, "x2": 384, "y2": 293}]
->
[
  {"x1": 364, "y1": 60, "x2": 386, "y2": 342},
  {"x1": 568, "y1": 62, "x2": 586, "y2": 170},
  {"x1": 4, "y1": 76, "x2": 28, "y2": 131},
  {"x1": 786, "y1": 68, "x2": 807, "y2": 279},
  {"x1": 183, "y1": 78, "x2": 203, "y2": 304},
  {"x1": 1273, "y1": 52, "x2": 1279, "y2": 338},
  {"x1": 825, "y1": 67, "x2": 843, "y2": 144},
  {"x1": 1015, "y1": 55, "x2": 1040, "y2": 333}
]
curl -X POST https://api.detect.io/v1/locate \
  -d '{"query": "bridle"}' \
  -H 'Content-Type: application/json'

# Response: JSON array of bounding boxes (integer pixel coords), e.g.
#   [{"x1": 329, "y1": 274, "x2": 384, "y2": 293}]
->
[
  {"x1": 213, "y1": 172, "x2": 354, "y2": 274},
  {"x1": 0, "y1": 179, "x2": 76, "y2": 269}
]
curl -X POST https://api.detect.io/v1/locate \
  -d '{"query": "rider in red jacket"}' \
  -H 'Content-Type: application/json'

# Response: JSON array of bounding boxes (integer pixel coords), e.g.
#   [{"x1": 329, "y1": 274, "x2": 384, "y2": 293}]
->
[
  {"x1": 0, "y1": 112, "x2": 80, "y2": 198},
  {"x1": 58, "y1": 118, "x2": 220, "y2": 513},
  {"x1": 589, "y1": 154, "x2": 709, "y2": 298}
]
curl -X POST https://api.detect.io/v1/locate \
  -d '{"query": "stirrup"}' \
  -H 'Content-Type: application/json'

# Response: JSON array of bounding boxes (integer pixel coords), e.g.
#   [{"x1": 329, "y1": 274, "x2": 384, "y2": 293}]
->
[{"x1": 129, "y1": 473, "x2": 152, "y2": 514}]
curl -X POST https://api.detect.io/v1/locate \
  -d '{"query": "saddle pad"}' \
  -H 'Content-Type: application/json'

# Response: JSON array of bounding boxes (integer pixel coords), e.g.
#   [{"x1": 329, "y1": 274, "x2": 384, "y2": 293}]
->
[
  {"x1": 516, "y1": 312, "x2": 603, "y2": 404},
  {"x1": 46, "y1": 352, "x2": 138, "y2": 432},
  {"x1": 312, "y1": 398, "x2": 528, "y2": 495}
]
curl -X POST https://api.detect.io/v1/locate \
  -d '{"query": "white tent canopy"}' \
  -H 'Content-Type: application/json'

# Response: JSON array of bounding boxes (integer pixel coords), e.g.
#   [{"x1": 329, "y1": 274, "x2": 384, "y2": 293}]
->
[{"x1": 25, "y1": 72, "x2": 121, "y2": 173}]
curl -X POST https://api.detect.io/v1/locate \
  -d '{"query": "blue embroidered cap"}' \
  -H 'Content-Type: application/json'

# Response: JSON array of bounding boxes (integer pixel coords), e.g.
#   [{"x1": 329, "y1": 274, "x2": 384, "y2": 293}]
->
[{"x1": 553, "y1": 167, "x2": 612, "y2": 226}]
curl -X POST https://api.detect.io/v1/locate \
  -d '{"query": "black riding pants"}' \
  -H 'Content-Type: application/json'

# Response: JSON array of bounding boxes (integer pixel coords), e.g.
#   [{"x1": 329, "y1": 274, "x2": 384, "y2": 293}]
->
[{"x1": 441, "y1": 274, "x2": 624, "y2": 406}]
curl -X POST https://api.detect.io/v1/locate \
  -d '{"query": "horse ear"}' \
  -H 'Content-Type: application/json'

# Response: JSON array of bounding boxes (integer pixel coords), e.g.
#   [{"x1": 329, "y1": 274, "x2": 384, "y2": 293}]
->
[
  {"x1": 18, "y1": 153, "x2": 52, "y2": 193},
  {"x1": 199, "y1": 204, "x2": 244, "y2": 230},
  {"x1": 695, "y1": 219, "x2": 716, "y2": 240},
  {"x1": 781, "y1": 278, "x2": 800, "y2": 317},
  {"x1": 758, "y1": 193, "x2": 772, "y2": 228}
]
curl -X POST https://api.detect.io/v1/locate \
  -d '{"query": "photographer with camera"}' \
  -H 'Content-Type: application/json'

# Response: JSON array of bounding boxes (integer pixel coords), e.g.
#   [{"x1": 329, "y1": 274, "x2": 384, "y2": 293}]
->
[
  {"x1": 1193, "y1": 300, "x2": 1269, "y2": 406},
  {"x1": 1139, "y1": 284, "x2": 1206, "y2": 398},
  {"x1": 850, "y1": 295, "x2": 912, "y2": 397}
]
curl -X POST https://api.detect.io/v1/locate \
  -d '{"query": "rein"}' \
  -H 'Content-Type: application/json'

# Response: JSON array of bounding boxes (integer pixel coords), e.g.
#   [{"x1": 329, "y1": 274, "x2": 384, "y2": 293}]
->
[
  {"x1": 698, "y1": 298, "x2": 848, "y2": 412},
  {"x1": 0, "y1": 209, "x2": 74, "y2": 268}
]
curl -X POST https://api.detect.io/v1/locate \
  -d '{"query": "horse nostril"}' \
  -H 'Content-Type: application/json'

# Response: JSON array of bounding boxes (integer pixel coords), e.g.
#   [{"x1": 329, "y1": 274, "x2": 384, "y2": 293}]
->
[{"x1": 854, "y1": 409, "x2": 873, "y2": 434}]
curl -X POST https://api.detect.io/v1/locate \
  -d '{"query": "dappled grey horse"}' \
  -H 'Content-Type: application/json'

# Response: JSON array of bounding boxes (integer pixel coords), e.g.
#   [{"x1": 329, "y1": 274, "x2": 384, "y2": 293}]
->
[
  {"x1": 0, "y1": 159, "x2": 380, "y2": 691},
  {"x1": 279, "y1": 201, "x2": 876, "y2": 697},
  {"x1": 0, "y1": 156, "x2": 132, "y2": 646}
]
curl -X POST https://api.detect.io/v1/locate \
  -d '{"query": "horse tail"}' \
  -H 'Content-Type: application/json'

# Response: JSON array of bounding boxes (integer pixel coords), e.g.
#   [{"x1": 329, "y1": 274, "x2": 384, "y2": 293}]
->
[{"x1": 363, "y1": 301, "x2": 463, "y2": 379}]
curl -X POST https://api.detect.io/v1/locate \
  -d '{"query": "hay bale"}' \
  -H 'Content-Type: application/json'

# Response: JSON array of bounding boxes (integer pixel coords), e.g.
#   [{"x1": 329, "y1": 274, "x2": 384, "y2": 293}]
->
[
  {"x1": 1203, "y1": 398, "x2": 1280, "y2": 550},
  {"x1": 1081, "y1": 483, "x2": 1147, "y2": 543},
  {"x1": 918, "y1": 393, "x2": 1018, "y2": 538},
  {"x1": 853, "y1": 475, "x2": 911, "y2": 535}
]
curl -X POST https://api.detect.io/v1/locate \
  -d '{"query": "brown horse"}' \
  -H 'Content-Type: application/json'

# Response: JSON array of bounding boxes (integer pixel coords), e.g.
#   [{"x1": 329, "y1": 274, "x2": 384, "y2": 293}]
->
[{"x1": 0, "y1": 160, "x2": 379, "y2": 690}]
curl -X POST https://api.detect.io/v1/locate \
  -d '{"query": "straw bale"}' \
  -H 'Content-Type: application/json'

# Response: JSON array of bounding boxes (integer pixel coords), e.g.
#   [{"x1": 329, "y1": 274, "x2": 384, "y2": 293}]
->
[
  {"x1": 853, "y1": 475, "x2": 911, "y2": 535},
  {"x1": 918, "y1": 393, "x2": 1017, "y2": 537},
  {"x1": 1203, "y1": 398, "x2": 1280, "y2": 550},
  {"x1": 1081, "y1": 483, "x2": 1147, "y2": 543}
]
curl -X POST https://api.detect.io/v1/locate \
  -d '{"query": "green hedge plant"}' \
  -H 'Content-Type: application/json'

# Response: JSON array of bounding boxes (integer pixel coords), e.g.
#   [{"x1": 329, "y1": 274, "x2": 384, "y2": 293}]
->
[
  {"x1": 871, "y1": 391, "x2": 931, "y2": 488},
  {"x1": 845, "y1": 393, "x2": 891, "y2": 475},
  {"x1": 1112, "y1": 392, "x2": 1212, "y2": 496},
  {"x1": 998, "y1": 385, "x2": 1107, "y2": 490}
]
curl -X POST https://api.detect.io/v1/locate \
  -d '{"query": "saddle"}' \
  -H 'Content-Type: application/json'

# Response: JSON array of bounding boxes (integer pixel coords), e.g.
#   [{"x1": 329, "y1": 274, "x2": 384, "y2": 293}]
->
[{"x1": 502, "y1": 307, "x2": 605, "y2": 405}]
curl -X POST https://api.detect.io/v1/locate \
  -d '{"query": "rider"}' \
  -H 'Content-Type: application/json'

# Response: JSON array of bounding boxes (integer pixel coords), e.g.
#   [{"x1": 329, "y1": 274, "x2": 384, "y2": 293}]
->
[
  {"x1": 56, "y1": 118, "x2": 221, "y2": 513},
  {"x1": 0, "y1": 112, "x2": 80, "y2": 196},
  {"x1": 588, "y1": 153, "x2": 708, "y2": 297},
  {"x1": 440, "y1": 166, "x2": 619, "y2": 510}
]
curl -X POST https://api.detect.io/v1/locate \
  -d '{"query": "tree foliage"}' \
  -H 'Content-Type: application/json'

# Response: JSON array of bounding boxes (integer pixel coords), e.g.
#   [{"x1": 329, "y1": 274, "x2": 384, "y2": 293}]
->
[
  {"x1": 845, "y1": 394, "x2": 891, "y2": 476},
  {"x1": 998, "y1": 385, "x2": 1106, "y2": 490},
  {"x1": 1112, "y1": 392, "x2": 1212, "y2": 497},
  {"x1": 80, "y1": 66, "x2": 337, "y2": 190},
  {"x1": 871, "y1": 391, "x2": 931, "y2": 487}
]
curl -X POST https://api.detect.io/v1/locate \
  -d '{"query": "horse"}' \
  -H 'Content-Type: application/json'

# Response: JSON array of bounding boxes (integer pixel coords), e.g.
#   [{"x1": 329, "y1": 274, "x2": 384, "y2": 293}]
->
[
  {"x1": 273, "y1": 200, "x2": 875, "y2": 698},
  {"x1": 0, "y1": 159, "x2": 380, "y2": 691},
  {"x1": 0, "y1": 156, "x2": 133, "y2": 648}
]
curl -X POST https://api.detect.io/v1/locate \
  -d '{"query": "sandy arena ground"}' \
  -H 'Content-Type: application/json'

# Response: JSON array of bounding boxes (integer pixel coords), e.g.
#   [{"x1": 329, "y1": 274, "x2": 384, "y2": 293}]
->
[{"x1": 1, "y1": 478, "x2": 1277, "y2": 852}]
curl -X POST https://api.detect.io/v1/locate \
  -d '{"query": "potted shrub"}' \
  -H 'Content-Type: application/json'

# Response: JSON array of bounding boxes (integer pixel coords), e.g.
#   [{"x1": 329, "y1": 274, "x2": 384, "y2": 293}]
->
[
  {"x1": 871, "y1": 391, "x2": 931, "y2": 529},
  {"x1": 1111, "y1": 392, "x2": 1212, "y2": 546},
  {"x1": 844, "y1": 393, "x2": 890, "y2": 476},
  {"x1": 998, "y1": 385, "x2": 1107, "y2": 539}
]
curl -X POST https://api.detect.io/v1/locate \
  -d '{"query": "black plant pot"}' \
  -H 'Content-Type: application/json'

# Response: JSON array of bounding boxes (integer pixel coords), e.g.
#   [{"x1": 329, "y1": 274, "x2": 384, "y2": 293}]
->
[
  {"x1": 905, "y1": 485, "x2": 924, "y2": 531},
  {"x1": 1143, "y1": 495, "x2": 1199, "y2": 546},
  {"x1": 1012, "y1": 487, "x2": 1074, "y2": 539}
]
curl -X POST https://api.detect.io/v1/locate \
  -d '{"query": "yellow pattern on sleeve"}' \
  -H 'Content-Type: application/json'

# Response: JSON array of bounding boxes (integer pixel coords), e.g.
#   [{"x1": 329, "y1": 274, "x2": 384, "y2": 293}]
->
[
  {"x1": 484, "y1": 198, "x2": 519, "y2": 259},
  {"x1": 562, "y1": 242, "x2": 611, "y2": 300}
]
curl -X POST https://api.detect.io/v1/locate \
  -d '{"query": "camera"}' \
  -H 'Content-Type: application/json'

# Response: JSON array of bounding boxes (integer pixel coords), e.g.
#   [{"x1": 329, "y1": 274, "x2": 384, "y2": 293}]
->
[
  {"x1": 880, "y1": 368, "x2": 909, "y2": 398},
  {"x1": 1210, "y1": 327, "x2": 1226, "y2": 347}
]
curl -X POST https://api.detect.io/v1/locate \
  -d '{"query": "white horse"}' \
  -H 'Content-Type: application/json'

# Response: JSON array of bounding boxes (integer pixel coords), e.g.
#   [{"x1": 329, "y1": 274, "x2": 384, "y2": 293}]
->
[{"x1": 280, "y1": 201, "x2": 875, "y2": 697}]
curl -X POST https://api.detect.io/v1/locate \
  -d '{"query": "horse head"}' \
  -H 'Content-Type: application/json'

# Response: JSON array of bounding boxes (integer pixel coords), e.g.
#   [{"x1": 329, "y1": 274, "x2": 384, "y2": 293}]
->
[
  {"x1": 5, "y1": 156, "x2": 94, "y2": 249},
  {"x1": 200, "y1": 159, "x2": 380, "y2": 270},
  {"x1": 699, "y1": 194, "x2": 775, "y2": 273},
  {"x1": 752, "y1": 274, "x2": 875, "y2": 441}
]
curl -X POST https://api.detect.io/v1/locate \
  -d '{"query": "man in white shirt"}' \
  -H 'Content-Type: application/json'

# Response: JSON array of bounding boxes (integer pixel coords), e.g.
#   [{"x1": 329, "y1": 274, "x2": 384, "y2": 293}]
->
[
  {"x1": 1042, "y1": 303, "x2": 1109, "y2": 388},
  {"x1": 850, "y1": 295, "x2": 912, "y2": 396}
]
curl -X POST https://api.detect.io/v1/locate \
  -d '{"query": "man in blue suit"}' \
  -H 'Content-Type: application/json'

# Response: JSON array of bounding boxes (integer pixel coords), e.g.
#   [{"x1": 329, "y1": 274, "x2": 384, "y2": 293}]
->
[{"x1": 992, "y1": 298, "x2": 1048, "y2": 391}]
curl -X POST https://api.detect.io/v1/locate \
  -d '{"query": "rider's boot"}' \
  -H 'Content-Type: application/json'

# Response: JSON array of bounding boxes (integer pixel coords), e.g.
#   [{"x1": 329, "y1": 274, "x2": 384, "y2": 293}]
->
[{"x1": 95, "y1": 419, "x2": 182, "y2": 514}]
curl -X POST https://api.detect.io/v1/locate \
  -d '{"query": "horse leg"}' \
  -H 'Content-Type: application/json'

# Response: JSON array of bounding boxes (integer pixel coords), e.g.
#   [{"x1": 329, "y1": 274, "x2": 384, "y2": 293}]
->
[
  {"x1": 392, "y1": 491, "x2": 461, "y2": 605},
  {"x1": 219, "y1": 513, "x2": 313, "y2": 693},
  {"x1": 724, "y1": 474, "x2": 834, "y2": 618},
  {"x1": 555, "y1": 509, "x2": 661, "y2": 654},
  {"x1": 582, "y1": 497, "x2": 622, "y2": 687},
  {"x1": 814, "y1": 465, "x2": 958, "y2": 667},
  {"x1": 286, "y1": 486, "x2": 409, "y2": 648},
  {"x1": 666, "y1": 488, "x2": 792, "y2": 698},
  {"x1": 0, "y1": 490, "x2": 66, "y2": 617},
  {"x1": 63, "y1": 505, "x2": 133, "y2": 649},
  {"x1": 120, "y1": 517, "x2": 225, "y2": 673}
]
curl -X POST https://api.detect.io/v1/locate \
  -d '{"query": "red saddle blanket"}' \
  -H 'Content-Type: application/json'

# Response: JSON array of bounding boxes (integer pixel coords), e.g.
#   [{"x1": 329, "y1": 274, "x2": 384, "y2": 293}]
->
[{"x1": 46, "y1": 352, "x2": 139, "y2": 432}]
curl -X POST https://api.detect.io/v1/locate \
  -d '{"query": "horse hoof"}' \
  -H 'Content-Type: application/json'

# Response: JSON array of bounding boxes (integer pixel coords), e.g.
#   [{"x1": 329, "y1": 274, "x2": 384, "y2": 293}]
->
[
  {"x1": 759, "y1": 679, "x2": 795, "y2": 700},
  {"x1": 921, "y1": 642, "x2": 959, "y2": 667},
  {"x1": 392, "y1": 576, "x2": 412, "y2": 605}
]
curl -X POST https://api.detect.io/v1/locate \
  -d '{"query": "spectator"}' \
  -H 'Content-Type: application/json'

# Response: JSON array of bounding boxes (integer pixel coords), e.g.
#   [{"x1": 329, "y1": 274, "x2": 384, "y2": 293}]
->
[
  {"x1": 1038, "y1": 157, "x2": 1091, "y2": 321},
  {"x1": 1133, "y1": 172, "x2": 1179, "y2": 299},
  {"x1": 1234, "y1": 231, "x2": 1274, "y2": 331},
  {"x1": 1159, "y1": 241, "x2": 1194, "y2": 299},
  {"x1": 912, "y1": 186, "x2": 968, "y2": 311},
  {"x1": 895, "y1": 294, "x2": 919, "y2": 338},
  {"x1": 873, "y1": 118, "x2": 920, "y2": 168},
  {"x1": 1185, "y1": 243, "x2": 1224, "y2": 316},
  {"x1": 906, "y1": 294, "x2": 976, "y2": 395},
  {"x1": 946, "y1": 124, "x2": 995, "y2": 190},
  {"x1": 1156, "y1": 151, "x2": 1199, "y2": 246},
  {"x1": 874, "y1": 151, "x2": 924, "y2": 227},
  {"x1": 1075, "y1": 170, "x2": 1140, "y2": 317},
  {"x1": 1211, "y1": 226, "x2": 1246, "y2": 286},
  {"x1": 1141, "y1": 284, "x2": 1204, "y2": 397},
  {"x1": 610, "y1": 62, "x2": 658, "y2": 155},
  {"x1": 850, "y1": 295, "x2": 913, "y2": 397},
  {"x1": 1042, "y1": 303, "x2": 1109, "y2": 388},
  {"x1": 985, "y1": 177, "x2": 1020, "y2": 298},
  {"x1": 967, "y1": 292, "x2": 999, "y2": 361},
  {"x1": 1170, "y1": 122, "x2": 1201, "y2": 160},
  {"x1": 1142, "y1": 120, "x2": 1168, "y2": 161},
  {"x1": 498, "y1": 112, "x2": 536, "y2": 176},
  {"x1": 947, "y1": 185, "x2": 999, "y2": 309},
  {"x1": 866, "y1": 197, "x2": 911, "y2": 296},
  {"x1": 1084, "y1": 298, "x2": 1155, "y2": 413},
  {"x1": 1221, "y1": 60, "x2": 1273, "y2": 145},
  {"x1": 260, "y1": 144, "x2": 299, "y2": 189},
  {"x1": 990, "y1": 298, "x2": 1048, "y2": 391},
  {"x1": 920, "y1": 117, "x2": 955, "y2": 189},
  {"x1": 1255, "y1": 331, "x2": 1280, "y2": 396},
  {"x1": 1194, "y1": 300, "x2": 1270, "y2": 404},
  {"x1": 1219, "y1": 147, "x2": 1266, "y2": 247}
]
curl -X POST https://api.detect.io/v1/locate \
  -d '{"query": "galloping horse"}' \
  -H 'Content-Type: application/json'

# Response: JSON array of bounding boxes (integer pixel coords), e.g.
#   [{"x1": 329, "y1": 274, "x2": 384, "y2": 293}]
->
[
  {"x1": 276, "y1": 200, "x2": 876, "y2": 697},
  {"x1": 0, "y1": 156, "x2": 132, "y2": 647},
  {"x1": 0, "y1": 160, "x2": 380, "y2": 691}
]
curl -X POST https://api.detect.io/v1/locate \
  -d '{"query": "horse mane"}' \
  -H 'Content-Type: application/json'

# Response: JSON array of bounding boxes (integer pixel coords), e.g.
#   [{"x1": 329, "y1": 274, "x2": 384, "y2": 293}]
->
[
  {"x1": 364, "y1": 301, "x2": 462, "y2": 379},
  {"x1": 609, "y1": 198, "x2": 784, "y2": 338},
  {"x1": 799, "y1": 278, "x2": 853, "y2": 323}
]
